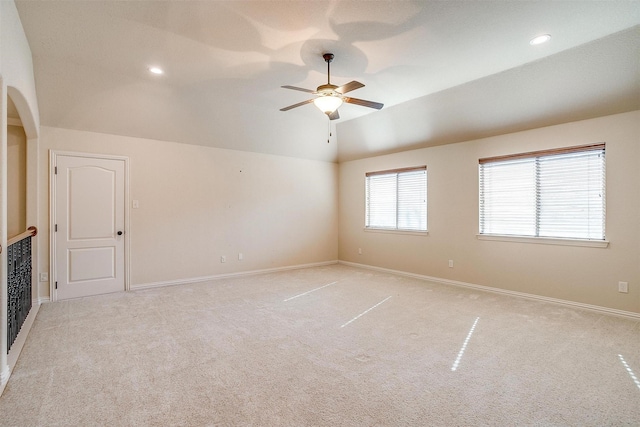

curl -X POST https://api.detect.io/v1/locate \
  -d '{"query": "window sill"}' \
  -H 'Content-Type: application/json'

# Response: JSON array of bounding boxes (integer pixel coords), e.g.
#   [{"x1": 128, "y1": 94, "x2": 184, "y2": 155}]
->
[
  {"x1": 476, "y1": 234, "x2": 609, "y2": 248},
  {"x1": 364, "y1": 228, "x2": 428, "y2": 236}
]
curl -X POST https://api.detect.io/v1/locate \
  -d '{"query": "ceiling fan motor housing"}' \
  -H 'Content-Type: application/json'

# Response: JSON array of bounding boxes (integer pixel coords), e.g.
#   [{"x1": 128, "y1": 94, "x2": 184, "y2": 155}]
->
[{"x1": 316, "y1": 84, "x2": 340, "y2": 97}]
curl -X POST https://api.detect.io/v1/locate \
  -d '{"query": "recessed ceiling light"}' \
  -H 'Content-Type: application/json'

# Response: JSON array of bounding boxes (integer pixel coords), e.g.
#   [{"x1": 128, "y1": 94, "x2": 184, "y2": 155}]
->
[
  {"x1": 530, "y1": 34, "x2": 551, "y2": 45},
  {"x1": 148, "y1": 66, "x2": 164, "y2": 75}
]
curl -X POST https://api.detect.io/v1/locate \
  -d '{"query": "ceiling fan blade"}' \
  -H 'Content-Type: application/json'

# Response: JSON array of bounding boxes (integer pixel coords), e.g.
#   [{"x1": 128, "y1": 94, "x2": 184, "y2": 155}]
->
[
  {"x1": 281, "y1": 85, "x2": 316, "y2": 93},
  {"x1": 280, "y1": 99, "x2": 315, "y2": 111},
  {"x1": 344, "y1": 97, "x2": 384, "y2": 110},
  {"x1": 335, "y1": 81, "x2": 364, "y2": 94},
  {"x1": 328, "y1": 110, "x2": 340, "y2": 120}
]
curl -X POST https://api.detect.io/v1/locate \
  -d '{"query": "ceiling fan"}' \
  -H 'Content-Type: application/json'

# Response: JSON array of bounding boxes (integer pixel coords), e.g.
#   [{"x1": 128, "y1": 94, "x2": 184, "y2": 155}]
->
[{"x1": 280, "y1": 53, "x2": 383, "y2": 120}]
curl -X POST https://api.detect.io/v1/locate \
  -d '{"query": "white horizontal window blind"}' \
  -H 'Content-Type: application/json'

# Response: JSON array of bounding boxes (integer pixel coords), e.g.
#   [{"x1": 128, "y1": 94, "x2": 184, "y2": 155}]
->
[
  {"x1": 366, "y1": 166, "x2": 427, "y2": 231},
  {"x1": 479, "y1": 144, "x2": 605, "y2": 240}
]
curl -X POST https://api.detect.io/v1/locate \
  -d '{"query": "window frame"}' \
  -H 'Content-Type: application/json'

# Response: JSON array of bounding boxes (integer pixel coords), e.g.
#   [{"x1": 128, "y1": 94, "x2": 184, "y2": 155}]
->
[
  {"x1": 478, "y1": 144, "x2": 608, "y2": 247},
  {"x1": 365, "y1": 166, "x2": 428, "y2": 234}
]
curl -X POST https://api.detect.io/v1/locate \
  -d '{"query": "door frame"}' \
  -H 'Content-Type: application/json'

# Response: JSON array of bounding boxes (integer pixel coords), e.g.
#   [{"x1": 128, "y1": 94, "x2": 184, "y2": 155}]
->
[{"x1": 49, "y1": 150, "x2": 130, "y2": 301}]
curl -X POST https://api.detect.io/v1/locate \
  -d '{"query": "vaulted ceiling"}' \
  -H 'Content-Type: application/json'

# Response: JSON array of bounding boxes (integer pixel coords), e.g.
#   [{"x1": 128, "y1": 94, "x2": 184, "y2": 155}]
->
[{"x1": 15, "y1": 1, "x2": 640, "y2": 162}]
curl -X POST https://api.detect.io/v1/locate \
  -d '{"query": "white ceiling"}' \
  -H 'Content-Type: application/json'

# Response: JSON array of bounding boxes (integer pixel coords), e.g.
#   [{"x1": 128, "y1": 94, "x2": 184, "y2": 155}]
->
[{"x1": 15, "y1": 1, "x2": 640, "y2": 162}]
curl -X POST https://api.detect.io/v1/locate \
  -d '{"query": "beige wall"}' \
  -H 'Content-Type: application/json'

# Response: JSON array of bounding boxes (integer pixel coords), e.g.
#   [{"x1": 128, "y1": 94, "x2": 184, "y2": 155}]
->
[
  {"x1": 7, "y1": 125, "x2": 26, "y2": 237},
  {"x1": 339, "y1": 111, "x2": 640, "y2": 314},
  {"x1": 38, "y1": 126, "x2": 338, "y2": 297}
]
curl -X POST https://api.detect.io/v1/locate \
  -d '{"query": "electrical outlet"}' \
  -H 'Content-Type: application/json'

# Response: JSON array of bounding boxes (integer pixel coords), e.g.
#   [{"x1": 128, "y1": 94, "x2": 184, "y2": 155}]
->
[
  {"x1": 618, "y1": 281, "x2": 628, "y2": 293},
  {"x1": 448, "y1": 260, "x2": 454, "y2": 268},
  {"x1": 39, "y1": 272, "x2": 48, "y2": 282},
  {"x1": 358, "y1": 248, "x2": 362, "y2": 255},
  {"x1": 238, "y1": 253, "x2": 243, "y2": 261},
  {"x1": 220, "y1": 256, "x2": 226, "y2": 263}
]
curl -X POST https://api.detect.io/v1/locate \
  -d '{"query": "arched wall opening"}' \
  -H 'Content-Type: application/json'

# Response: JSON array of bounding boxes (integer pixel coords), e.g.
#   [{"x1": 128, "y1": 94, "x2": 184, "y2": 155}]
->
[
  {"x1": 2, "y1": 85, "x2": 41, "y2": 387},
  {"x1": 5, "y1": 86, "x2": 40, "y2": 299}
]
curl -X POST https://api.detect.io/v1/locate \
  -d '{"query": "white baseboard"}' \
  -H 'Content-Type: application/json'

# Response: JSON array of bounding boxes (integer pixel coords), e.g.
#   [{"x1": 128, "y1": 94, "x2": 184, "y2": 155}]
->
[
  {"x1": 132, "y1": 260, "x2": 339, "y2": 291},
  {"x1": 38, "y1": 297, "x2": 51, "y2": 304},
  {"x1": 338, "y1": 260, "x2": 640, "y2": 320},
  {"x1": 7, "y1": 303, "x2": 41, "y2": 371},
  {"x1": 0, "y1": 365, "x2": 9, "y2": 396},
  {"x1": 2, "y1": 302, "x2": 42, "y2": 397}
]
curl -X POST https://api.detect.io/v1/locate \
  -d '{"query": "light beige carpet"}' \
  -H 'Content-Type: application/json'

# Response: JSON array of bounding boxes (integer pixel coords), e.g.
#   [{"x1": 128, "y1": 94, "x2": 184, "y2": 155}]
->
[{"x1": 1, "y1": 264, "x2": 639, "y2": 426}]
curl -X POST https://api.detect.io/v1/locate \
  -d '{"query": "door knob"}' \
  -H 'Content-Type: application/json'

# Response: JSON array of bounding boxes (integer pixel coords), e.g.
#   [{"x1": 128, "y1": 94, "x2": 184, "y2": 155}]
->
[{"x1": 117, "y1": 231, "x2": 123, "y2": 236}]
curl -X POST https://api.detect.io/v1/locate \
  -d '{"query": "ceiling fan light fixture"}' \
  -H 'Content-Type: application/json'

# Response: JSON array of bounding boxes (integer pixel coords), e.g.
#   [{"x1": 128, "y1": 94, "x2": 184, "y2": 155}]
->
[
  {"x1": 313, "y1": 95, "x2": 343, "y2": 114},
  {"x1": 280, "y1": 53, "x2": 382, "y2": 118}
]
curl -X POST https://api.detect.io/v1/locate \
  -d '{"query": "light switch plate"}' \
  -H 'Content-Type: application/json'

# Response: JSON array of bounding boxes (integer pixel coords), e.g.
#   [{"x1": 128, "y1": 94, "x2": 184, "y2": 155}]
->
[{"x1": 618, "y1": 281, "x2": 628, "y2": 293}]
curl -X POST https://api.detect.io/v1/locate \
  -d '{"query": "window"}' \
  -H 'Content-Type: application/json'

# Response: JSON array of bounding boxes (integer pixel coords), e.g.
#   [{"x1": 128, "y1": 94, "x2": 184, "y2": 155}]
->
[
  {"x1": 365, "y1": 166, "x2": 427, "y2": 231},
  {"x1": 479, "y1": 144, "x2": 605, "y2": 240}
]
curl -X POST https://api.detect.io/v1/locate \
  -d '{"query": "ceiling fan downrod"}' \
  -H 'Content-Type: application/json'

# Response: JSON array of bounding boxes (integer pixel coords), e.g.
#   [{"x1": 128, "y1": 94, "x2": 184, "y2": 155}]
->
[{"x1": 323, "y1": 53, "x2": 334, "y2": 85}]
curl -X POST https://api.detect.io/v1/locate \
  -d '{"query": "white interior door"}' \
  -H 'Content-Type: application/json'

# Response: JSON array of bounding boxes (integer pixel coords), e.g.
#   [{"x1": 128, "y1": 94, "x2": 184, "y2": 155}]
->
[{"x1": 54, "y1": 154, "x2": 125, "y2": 300}]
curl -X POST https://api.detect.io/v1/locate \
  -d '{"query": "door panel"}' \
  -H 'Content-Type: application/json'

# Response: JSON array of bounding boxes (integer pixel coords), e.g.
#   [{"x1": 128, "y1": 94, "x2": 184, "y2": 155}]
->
[
  {"x1": 55, "y1": 155, "x2": 125, "y2": 300},
  {"x1": 68, "y1": 247, "x2": 115, "y2": 282},
  {"x1": 68, "y1": 166, "x2": 116, "y2": 240}
]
